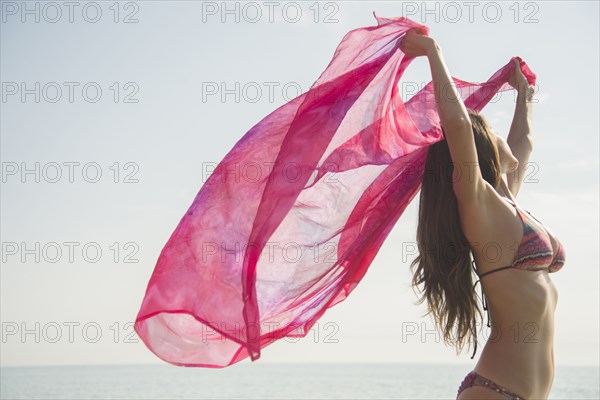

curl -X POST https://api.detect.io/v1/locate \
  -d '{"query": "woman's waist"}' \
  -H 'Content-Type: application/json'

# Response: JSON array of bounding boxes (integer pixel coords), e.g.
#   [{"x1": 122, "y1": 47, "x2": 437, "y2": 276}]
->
[
  {"x1": 482, "y1": 326, "x2": 554, "y2": 354},
  {"x1": 484, "y1": 288, "x2": 558, "y2": 328},
  {"x1": 476, "y1": 343, "x2": 555, "y2": 398},
  {"x1": 485, "y1": 311, "x2": 554, "y2": 338}
]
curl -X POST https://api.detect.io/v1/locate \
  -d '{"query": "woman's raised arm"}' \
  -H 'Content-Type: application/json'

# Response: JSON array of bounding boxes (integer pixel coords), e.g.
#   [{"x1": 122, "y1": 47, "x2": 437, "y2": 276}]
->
[
  {"x1": 400, "y1": 29, "x2": 486, "y2": 204},
  {"x1": 506, "y1": 59, "x2": 536, "y2": 197}
]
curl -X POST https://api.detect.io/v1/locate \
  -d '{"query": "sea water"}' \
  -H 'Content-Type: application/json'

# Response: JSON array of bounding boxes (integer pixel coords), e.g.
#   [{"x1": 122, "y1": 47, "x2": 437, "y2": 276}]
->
[{"x1": 1, "y1": 363, "x2": 598, "y2": 399}]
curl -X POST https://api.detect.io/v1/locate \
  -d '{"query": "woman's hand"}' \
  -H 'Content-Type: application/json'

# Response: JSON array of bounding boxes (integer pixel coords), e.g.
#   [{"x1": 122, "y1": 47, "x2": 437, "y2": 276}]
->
[
  {"x1": 399, "y1": 28, "x2": 437, "y2": 58},
  {"x1": 508, "y1": 58, "x2": 533, "y2": 95}
]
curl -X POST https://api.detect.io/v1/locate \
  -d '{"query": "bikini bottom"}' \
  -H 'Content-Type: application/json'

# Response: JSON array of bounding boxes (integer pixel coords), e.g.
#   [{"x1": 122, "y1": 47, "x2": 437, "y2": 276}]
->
[{"x1": 457, "y1": 370, "x2": 525, "y2": 399}]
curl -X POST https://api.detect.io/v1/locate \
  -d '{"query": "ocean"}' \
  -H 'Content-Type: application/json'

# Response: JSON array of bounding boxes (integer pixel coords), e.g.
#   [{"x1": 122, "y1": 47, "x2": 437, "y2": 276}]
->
[{"x1": 1, "y1": 363, "x2": 598, "y2": 399}]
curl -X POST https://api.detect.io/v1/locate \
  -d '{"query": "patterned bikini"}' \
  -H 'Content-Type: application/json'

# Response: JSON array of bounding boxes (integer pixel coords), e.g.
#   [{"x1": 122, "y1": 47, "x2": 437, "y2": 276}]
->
[{"x1": 457, "y1": 197, "x2": 566, "y2": 400}]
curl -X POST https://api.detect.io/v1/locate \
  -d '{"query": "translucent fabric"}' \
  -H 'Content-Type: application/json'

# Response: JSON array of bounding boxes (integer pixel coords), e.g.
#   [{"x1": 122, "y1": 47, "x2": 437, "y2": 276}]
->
[{"x1": 134, "y1": 13, "x2": 537, "y2": 368}]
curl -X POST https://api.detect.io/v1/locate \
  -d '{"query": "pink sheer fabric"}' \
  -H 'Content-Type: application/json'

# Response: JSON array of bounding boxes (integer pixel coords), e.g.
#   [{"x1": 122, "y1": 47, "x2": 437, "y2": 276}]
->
[{"x1": 134, "y1": 13, "x2": 537, "y2": 368}]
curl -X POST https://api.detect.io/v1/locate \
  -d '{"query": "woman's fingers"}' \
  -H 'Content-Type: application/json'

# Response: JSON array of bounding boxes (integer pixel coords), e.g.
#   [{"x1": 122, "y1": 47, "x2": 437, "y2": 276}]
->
[
  {"x1": 508, "y1": 57, "x2": 529, "y2": 90},
  {"x1": 399, "y1": 28, "x2": 433, "y2": 57},
  {"x1": 514, "y1": 58, "x2": 524, "y2": 77}
]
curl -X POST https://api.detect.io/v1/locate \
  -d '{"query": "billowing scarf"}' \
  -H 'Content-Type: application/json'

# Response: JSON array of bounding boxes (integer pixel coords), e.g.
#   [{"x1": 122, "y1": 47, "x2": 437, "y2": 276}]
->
[{"x1": 134, "y1": 13, "x2": 537, "y2": 368}]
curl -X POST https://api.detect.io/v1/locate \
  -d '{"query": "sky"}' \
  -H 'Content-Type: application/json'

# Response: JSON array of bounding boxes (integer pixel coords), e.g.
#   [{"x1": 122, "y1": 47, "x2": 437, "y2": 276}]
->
[{"x1": 1, "y1": 1, "x2": 598, "y2": 368}]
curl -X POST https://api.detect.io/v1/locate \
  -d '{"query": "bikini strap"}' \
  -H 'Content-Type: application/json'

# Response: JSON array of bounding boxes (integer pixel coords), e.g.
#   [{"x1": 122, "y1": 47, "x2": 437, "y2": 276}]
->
[
  {"x1": 470, "y1": 260, "x2": 486, "y2": 359},
  {"x1": 471, "y1": 260, "x2": 514, "y2": 359},
  {"x1": 478, "y1": 264, "x2": 514, "y2": 279},
  {"x1": 505, "y1": 196, "x2": 541, "y2": 224},
  {"x1": 503, "y1": 196, "x2": 517, "y2": 206}
]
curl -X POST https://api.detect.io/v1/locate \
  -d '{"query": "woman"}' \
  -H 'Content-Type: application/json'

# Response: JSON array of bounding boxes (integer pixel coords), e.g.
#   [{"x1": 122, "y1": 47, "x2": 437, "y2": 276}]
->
[{"x1": 400, "y1": 30, "x2": 565, "y2": 399}]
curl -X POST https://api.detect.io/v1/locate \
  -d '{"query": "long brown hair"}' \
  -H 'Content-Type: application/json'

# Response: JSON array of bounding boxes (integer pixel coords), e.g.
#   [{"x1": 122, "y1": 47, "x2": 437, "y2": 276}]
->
[{"x1": 410, "y1": 108, "x2": 502, "y2": 355}]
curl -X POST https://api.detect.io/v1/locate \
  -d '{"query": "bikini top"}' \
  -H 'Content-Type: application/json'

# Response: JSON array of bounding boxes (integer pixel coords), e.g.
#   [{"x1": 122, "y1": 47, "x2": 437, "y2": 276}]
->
[{"x1": 469, "y1": 197, "x2": 566, "y2": 359}]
